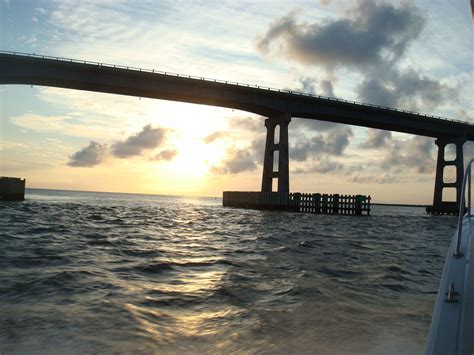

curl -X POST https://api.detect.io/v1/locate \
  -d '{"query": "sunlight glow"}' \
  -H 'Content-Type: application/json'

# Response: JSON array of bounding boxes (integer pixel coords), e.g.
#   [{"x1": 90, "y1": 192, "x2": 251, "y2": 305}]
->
[{"x1": 169, "y1": 140, "x2": 225, "y2": 177}]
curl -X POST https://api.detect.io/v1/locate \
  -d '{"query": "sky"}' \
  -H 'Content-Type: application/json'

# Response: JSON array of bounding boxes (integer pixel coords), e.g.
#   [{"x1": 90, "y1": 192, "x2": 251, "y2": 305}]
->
[{"x1": 0, "y1": 0, "x2": 473, "y2": 203}]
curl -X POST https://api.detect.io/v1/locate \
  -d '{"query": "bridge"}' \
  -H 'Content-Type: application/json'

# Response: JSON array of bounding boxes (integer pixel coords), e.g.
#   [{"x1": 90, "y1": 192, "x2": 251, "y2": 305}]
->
[{"x1": 1, "y1": 51, "x2": 473, "y2": 213}]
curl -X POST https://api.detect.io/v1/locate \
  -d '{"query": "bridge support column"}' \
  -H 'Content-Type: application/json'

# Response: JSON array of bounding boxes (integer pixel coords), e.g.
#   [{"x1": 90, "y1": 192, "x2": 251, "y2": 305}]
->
[
  {"x1": 427, "y1": 137, "x2": 466, "y2": 215},
  {"x1": 261, "y1": 113, "x2": 291, "y2": 192}
]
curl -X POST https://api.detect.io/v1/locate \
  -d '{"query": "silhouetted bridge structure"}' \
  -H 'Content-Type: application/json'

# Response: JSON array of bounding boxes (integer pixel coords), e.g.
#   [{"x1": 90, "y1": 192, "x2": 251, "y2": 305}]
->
[{"x1": 1, "y1": 51, "x2": 473, "y2": 214}]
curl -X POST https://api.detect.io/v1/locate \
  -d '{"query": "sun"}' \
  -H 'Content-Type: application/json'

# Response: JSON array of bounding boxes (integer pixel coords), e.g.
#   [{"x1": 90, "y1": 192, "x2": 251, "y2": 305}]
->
[
  {"x1": 168, "y1": 138, "x2": 226, "y2": 177},
  {"x1": 146, "y1": 101, "x2": 234, "y2": 177}
]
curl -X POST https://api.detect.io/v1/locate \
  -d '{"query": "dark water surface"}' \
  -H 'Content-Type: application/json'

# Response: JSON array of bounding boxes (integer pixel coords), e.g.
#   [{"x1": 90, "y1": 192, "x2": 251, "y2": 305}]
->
[{"x1": 0, "y1": 189, "x2": 456, "y2": 354}]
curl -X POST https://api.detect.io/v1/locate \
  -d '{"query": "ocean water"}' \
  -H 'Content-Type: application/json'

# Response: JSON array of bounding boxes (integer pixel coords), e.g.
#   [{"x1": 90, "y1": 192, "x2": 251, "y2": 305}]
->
[{"x1": 0, "y1": 188, "x2": 457, "y2": 354}]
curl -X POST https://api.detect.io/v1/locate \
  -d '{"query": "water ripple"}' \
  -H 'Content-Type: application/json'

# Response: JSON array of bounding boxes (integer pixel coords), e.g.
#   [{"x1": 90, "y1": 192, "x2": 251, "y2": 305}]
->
[{"x1": 0, "y1": 189, "x2": 456, "y2": 354}]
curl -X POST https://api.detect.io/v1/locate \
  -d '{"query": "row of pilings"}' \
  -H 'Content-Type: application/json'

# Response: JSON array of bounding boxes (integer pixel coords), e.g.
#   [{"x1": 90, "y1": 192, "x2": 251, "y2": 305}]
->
[{"x1": 223, "y1": 191, "x2": 371, "y2": 216}]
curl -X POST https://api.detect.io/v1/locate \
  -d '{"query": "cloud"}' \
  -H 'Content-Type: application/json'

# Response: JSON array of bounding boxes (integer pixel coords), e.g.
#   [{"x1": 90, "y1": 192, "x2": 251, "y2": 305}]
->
[
  {"x1": 203, "y1": 131, "x2": 226, "y2": 144},
  {"x1": 350, "y1": 173, "x2": 397, "y2": 184},
  {"x1": 293, "y1": 160, "x2": 344, "y2": 174},
  {"x1": 297, "y1": 77, "x2": 336, "y2": 98},
  {"x1": 211, "y1": 148, "x2": 258, "y2": 174},
  {"x1": 111, "y1": 124, "x2": 167, "y2": 158},
  {"x1": 32, "y1": 7, "x2": 46, "y2": 22},
  {"x1": 10, "y1": 114, "x2": 68, "y2": 133},
  {"x1": 256, "y1": 2, "x2": 424, "y2": 71},
  {"x1": 357, "y1": 78, "x2": 395, "y2": 107},
  {"x1": 249, "y1": 136, "x2": 266, "y2": 162},
  {"x1": 257, "y1": 1, "x2": 457, "y2": 112},
  {"x1": 360, "y1": 129, "x2": 392, "y2": 148},
  {"x1": 291, "y1": 127, "x2": 353, "y2": 161},
  {"x1": 291, "y1": 117, "x2": 339, "y2": 132},
  {"x1": 382, "y1": 136, "x2": 434, "y2": 173},
  {"x1": 209, "y1": 118, "x2": 266, "y2": 175},
  {"x1": 357, "y1": 68, "x2": 457, "y2": 109},
  {"x1": 67, "y1": 125, "x2": 174, "y2": 167},
  {"x1": 151, "y1": 149, "x2": 178, "y2": 161},
  {"x1": 320, "y1": 79, "x2": 335, "y2": 98},
  {"x1": 324, "y1": 128, "x2": 353, "y2": 155},
  {"x1": 10, "y1": 88, "x2": 156, "y2": 140},
  {"x1": 298, "y1": 77, "x2": 317, "y2": 94},
  {"x1": 67, "y1": 141, "x2": 108, "y2": 167},
  {"x1": 459, "y1": 110, "x2": 473, "y2": 122},
  {"x1": 228, "y1": 116, "x2": 263, "y2": 131}
]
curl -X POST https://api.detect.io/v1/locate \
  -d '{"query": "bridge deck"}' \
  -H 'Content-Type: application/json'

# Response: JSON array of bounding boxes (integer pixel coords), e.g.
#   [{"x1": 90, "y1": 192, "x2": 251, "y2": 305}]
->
[{"x1": 1, "y1": 51, "x2": 473, "y2": 140}]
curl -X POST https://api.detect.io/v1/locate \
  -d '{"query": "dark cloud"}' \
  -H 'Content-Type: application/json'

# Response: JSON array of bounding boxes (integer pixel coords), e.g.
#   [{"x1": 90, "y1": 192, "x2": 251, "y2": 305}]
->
[
  {"x1": 211, "y1": 149, "x2": 258, "y2": 174},
  {"x1": 297, "y1": 77, "x2": 336, "y2": 98},
  {"x1": 67, "y1": 124, "x2": 175, "y2": 167},
  {"x1": 249, "y1": 136, "x2": 266, "y2": 162},
  {"x1": 358, "y1": 69, "x2": 457, "y2": 109},
  {"x1": 291, "y1": 138, "x2": 316, "y2": 162},
  {"x1": 291, "y1": 127, "x2": 353, "y2": 161},
  {"x1": 325, "y1": 128, "x2": 353, "y2": 155},
  {"x1": 111, "y1": 124, "x2": 167, "y2": 158},
  {"x1": 299, "y1": 77, "x2": 317, "y2": 94},
  {"x1": 320, "y1": 79, "x2": 335, "y2": 97},
  {"x1": 151, "y1": 149, "x2": 178, "y2": 161},
  {"x1": 257, "y1": 2, "x2": 424, "y2": 71},
  {"x1": 392, "y1": 69, "x2": 453, "y2": 108},
  {"x1": 67, "y1": 141, "x2": 108, "y2": 167},
  {"x1": 203, "y1": 131, "x2": 226, "y2": 144},
  {"x1": 360, "y1": 129, "x2": 392, "y2": 148},
  {"x1": 382, "y1": 136, "x2": 434, "y2": 173},
  {"x1": 350, "y1": 173, "x2": 397, "y2": 184},
  {"x1": 293, "y1": 160, "x2": 344, "y2": 174},
  {"x1": 291, "y1": 117, "x2": 338, "y2": 132},
  {"x1": 257, "y1": 1, "x2": 456, "y2": 112},
  {"x1": 216, "y1": 111, "x2": 354, "y2": 177},
  {"x1": 357, "y1": 78, "x2": 395, "y2": 107}
]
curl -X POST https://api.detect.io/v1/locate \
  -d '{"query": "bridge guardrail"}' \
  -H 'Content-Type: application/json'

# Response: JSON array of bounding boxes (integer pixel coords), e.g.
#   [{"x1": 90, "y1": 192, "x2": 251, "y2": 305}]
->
[{"x1": 0, "y1": 50, "x2": 471, "y2": 126}]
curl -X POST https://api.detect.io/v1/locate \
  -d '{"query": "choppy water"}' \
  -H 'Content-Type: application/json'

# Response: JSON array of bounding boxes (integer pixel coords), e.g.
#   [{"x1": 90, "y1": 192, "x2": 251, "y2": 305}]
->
[{"x1": 0, "y1": 189, "x2": 457, "y2": 354}]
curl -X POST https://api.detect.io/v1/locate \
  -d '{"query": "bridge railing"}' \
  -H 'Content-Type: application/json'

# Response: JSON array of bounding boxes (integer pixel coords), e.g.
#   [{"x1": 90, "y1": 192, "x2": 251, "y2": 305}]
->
[{"x1": 0, "y1": 50, "x2": 471, "y2": 126}]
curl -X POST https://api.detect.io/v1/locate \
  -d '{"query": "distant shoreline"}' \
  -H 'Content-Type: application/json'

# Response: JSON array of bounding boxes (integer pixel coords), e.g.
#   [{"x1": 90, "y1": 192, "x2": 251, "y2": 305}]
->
[
  {"x1": 26, "y1": 188, "x2": 430, "y2": 207},
  {"x1": 25, "y1": 187, "x2": 218, "y2": 199}
]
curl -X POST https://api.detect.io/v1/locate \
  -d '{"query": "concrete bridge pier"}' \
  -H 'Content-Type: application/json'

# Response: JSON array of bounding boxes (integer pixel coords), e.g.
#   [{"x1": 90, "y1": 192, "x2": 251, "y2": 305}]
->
[
  {"x1": 261, "y1": 113, "x2": 291, "y2": 192},
  {"x1": 428, "y1": 137, "x2": 466, "y2": 214}
]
